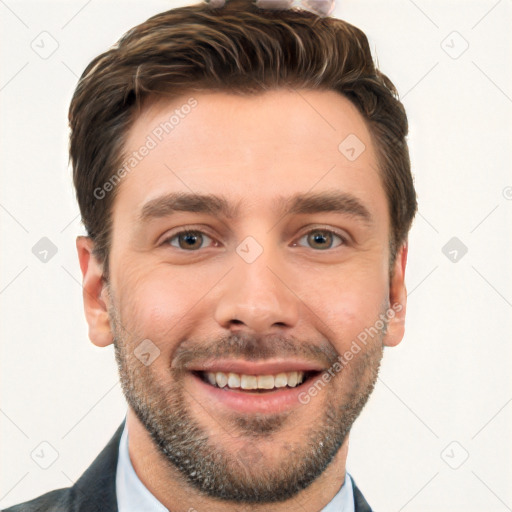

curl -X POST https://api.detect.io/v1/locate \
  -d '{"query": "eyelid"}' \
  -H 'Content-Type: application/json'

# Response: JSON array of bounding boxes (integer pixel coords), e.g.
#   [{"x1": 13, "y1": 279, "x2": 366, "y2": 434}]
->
[
  {"x1": 293, "y1": 225, "x2": 350, "y2": 247},
  {"x1": 160, "y1": 224, "x2": 350, "y2": 250},
  {"x1": 159, "y1": 225, "x2": 218, "y2": 247}
]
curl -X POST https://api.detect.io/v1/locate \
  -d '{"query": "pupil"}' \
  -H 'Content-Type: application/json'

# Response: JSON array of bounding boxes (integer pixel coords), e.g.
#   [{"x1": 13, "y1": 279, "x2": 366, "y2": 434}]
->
[
  {"x1": 181, "y1": 232, "x2": 201, "y2": 249},
  {"x1": 310, "y1": 231, "x2": 331, "y2": 249}
]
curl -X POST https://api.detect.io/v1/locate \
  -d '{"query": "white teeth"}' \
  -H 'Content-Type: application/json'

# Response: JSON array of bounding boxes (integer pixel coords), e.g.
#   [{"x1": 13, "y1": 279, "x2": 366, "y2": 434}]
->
[
  {"x1": 287, "y1": 371, "x2": 298, "y2": 387},
  {"x1": 257, "y1": 375, "x2": 275, "y2": 389},
  {"x1": 240, "y1": 375, "x2": 258, "y2": 390},
  {"x1": 215, "y1": 372, "x2": 228, "y2": 388},
  {"x1": 274, "y1": 373, "x2": 288, "y2": 388},
  {"x1": 227, "y1": 372, "x2": 240, "y2": 388},
  {"x1": 204, "y1": 371, "x2": 305, "y2": 390}
]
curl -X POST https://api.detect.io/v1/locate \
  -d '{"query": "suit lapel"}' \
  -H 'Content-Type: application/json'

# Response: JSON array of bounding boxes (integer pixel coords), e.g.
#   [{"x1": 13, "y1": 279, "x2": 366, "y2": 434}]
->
[
  {"x1": 351, "y1": 475, "x2": 373, "y2": 512},
  {"x1": 71, "y1": 420, "x2": 125, "y2": 512}
]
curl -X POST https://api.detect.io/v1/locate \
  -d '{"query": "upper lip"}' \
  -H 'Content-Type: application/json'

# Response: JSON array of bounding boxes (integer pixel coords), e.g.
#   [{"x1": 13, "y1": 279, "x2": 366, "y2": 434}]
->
[{"x1": 186, "y1": 359, "x2": 325, "y2": 375}]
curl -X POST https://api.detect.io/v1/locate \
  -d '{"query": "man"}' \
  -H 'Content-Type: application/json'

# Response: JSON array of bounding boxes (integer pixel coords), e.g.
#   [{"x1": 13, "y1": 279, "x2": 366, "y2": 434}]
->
[{"x1": 5, "y1": 0, "x2": 417, "y2": 510}]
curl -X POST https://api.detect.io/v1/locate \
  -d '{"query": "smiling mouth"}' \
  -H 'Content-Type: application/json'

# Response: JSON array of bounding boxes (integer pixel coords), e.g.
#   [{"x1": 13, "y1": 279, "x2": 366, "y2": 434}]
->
[{"x1": 193, "y1": 370, "x2": 322, "y2": 393}]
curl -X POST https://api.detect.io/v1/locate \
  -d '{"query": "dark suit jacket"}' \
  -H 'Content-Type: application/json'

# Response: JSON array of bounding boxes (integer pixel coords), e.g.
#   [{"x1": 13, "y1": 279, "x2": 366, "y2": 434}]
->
[{"x1": 3, "y1": 421, "x2": 373, "y2": 511}]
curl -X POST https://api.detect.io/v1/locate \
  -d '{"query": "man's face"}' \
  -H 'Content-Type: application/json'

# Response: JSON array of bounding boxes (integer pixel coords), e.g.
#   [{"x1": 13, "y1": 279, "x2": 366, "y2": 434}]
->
[{"x1": 89, "y1": 89, "x2": 406, "y2": 503}]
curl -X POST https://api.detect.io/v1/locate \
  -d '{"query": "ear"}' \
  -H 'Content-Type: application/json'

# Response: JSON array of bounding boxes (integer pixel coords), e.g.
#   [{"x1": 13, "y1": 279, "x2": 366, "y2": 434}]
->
[
  {"x1": 383, "y1": 241, "x2": 408, "y2": 348},
  {"x1": 76, "y1": 236, "x2": 113, "y2": 347}
]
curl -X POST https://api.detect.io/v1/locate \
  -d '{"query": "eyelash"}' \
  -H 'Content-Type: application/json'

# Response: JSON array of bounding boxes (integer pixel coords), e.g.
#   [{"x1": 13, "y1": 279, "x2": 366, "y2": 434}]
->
[{"x1": 161, "y1": 226, "x2": 349, "y2": 251}]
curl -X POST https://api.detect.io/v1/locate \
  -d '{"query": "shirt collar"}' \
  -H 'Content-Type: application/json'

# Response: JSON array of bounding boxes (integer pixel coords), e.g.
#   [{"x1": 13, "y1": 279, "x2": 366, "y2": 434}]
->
[
  {"x1": 116, "y1": 420, "x2": 168, "y2": 512},
  {"x1": 116, "y1": 418, "x2": 354, "y2": 512}
]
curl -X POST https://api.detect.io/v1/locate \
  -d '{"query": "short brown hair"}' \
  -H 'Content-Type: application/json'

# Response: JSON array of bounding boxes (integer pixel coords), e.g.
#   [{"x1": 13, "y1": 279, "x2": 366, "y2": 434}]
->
[{"x1": 69, "y1": 0, "x2": 417, "y2": 280}]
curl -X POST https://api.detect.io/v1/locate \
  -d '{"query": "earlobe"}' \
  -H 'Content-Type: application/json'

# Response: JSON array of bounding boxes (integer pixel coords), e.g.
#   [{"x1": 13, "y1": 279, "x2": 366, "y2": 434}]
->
[
  {"x1": 383, "y1": 241, "x2": 408, "y2": 348},
  {"x1": 76, "y1": 236, "x2": 113, "y2": 347}
]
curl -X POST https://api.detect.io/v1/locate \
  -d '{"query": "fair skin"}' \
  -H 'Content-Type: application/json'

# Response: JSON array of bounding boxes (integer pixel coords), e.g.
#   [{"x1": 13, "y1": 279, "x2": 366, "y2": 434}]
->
[{"x1": 77, "y1": 89, "x2": 408, "y2": 512}]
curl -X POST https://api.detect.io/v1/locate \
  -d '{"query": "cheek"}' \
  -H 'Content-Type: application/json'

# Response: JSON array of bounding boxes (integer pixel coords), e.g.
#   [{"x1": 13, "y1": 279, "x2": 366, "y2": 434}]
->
[
  {"x1": 116, "y1": 269, "x2": 208, "y2": 347},
  {"x1": 309, "y1": 274, "x2": 388, "y2": 349}
]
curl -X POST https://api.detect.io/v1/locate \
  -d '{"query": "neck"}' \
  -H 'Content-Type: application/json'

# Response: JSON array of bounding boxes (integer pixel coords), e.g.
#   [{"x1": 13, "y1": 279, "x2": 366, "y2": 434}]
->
[{"x1": 125, "y1": 407, "x2": 350, "y2": 512}]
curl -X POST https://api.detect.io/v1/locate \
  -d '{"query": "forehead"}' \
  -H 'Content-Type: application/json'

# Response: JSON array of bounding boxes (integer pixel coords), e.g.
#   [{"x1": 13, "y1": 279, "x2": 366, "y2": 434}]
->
[{"x1": 114, "y1": 89, "x2": 387, "y2": 228}]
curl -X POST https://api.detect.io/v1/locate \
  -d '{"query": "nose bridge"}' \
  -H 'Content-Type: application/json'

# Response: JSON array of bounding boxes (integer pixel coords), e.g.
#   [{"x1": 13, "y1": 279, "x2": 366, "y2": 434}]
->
[{"x1": 214, "y1": 238, "x2": 300, "y2": 332}]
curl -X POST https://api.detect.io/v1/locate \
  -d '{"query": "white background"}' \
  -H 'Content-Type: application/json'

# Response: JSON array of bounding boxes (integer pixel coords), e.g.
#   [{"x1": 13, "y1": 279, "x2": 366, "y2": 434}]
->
[{"x1": 1, "y1": 1, "x2": 511, "y2": 510}]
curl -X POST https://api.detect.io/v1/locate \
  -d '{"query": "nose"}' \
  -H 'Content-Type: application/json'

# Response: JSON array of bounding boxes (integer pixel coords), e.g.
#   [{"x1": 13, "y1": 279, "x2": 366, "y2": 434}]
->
[{"x1": 214, "y1": 246, "x2": 300, "y2": 334}]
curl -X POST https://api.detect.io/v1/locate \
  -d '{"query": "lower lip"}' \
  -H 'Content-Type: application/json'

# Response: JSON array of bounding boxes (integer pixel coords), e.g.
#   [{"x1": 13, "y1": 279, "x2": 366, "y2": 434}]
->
[{"x1": 188, "y1": 371, "x2": 319, "y2": 414}]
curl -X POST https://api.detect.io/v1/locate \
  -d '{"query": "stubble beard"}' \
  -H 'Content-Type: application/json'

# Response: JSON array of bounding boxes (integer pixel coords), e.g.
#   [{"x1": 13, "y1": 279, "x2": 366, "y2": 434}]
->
[{"x1": 108, "y1": 298, "x2": 386, "y2": 505}]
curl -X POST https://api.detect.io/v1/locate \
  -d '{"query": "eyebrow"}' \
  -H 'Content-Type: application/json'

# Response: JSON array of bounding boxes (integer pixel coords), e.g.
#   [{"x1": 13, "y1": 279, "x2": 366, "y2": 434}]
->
[{"x1": 138, "y1": 190, "x2": 373, "y2": 225}]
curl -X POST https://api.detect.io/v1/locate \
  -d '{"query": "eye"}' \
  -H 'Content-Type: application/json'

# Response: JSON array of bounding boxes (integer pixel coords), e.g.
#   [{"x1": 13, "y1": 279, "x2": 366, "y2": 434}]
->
[
  {"x1": 161, "y1": 227, "x2": 347, "y2": 252},
  {"x1": 163, "y1": 229, "x2": 216, "y2": 251},
  {"x1": 293, "y1": 228, "x2": 347, "y2": 250}
]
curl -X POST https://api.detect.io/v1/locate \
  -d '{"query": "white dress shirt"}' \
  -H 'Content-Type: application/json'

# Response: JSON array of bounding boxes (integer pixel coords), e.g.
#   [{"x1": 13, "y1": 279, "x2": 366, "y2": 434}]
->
[{"x1": 116, "y1": 418, "x2": 355, "y2": 512}]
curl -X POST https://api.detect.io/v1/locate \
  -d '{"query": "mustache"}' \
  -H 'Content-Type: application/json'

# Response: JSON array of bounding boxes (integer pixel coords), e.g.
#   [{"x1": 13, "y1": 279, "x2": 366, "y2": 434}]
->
[{"x1": 171, "y1": 331, "x2": 339, "y2": 372}]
